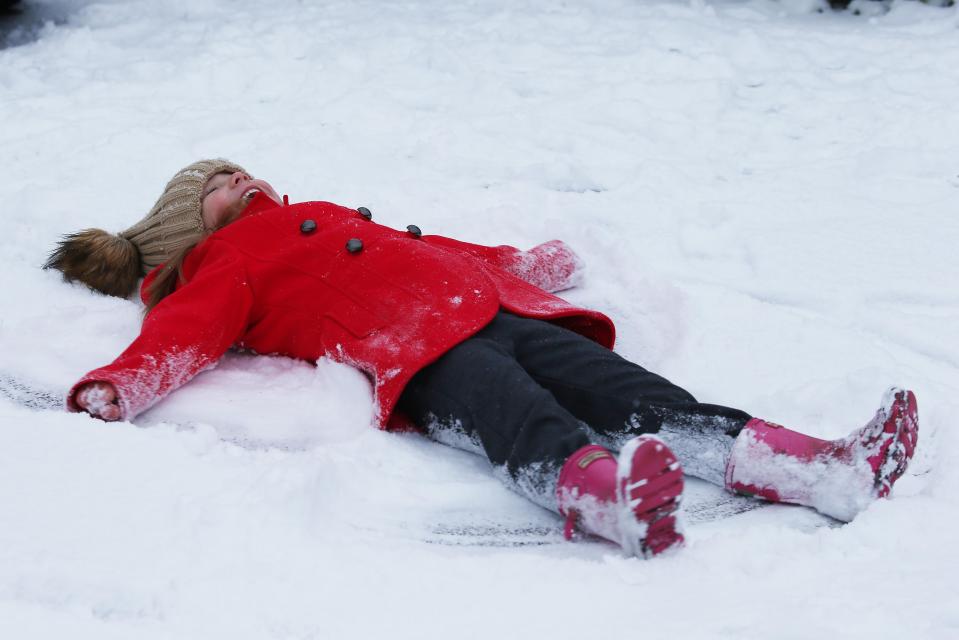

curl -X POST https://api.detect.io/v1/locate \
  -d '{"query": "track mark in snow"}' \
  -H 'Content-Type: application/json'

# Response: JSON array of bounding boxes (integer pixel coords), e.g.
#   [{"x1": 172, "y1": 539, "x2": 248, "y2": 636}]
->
[{"x1": 0, "y1": 373, "x2": 62, "y2": 411}]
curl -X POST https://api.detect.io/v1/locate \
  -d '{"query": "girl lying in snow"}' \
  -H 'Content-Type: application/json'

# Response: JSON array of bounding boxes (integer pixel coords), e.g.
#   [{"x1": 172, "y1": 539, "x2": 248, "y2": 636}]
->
[{"x1": 46, "y1": 159, "x2": 919, "y2": 558}]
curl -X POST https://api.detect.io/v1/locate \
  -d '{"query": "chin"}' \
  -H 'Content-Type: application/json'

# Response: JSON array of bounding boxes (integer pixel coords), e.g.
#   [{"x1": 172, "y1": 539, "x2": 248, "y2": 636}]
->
[{"x1": 216, "y1": 200, "x2": 250, "y2": 229}]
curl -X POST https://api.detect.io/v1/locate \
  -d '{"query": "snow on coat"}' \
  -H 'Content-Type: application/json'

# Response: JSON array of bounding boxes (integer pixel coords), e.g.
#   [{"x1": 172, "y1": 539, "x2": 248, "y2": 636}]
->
[{"x1": 66, "y1": 193, "x2": 616, "y2": 429}]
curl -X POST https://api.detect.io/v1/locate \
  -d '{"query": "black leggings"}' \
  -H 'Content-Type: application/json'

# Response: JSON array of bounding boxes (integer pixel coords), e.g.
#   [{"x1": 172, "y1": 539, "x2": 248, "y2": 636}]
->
[{"x1": 397, "y1": 311, "x2": 751, "y2": 510}]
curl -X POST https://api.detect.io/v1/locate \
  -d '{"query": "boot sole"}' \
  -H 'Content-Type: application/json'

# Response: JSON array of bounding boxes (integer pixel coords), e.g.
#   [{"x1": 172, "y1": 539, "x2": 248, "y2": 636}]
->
[
  {"x1": 870, "y1": 388, "x2": 919, "y2": 498},
  {"x1": 616, "y1": 435, "x2": 685, "y2": 558}
]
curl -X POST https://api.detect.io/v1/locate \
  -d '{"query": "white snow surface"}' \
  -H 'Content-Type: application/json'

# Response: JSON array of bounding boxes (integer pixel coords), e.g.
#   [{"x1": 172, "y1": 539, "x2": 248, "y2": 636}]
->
[{"x1": 2, "y1": 0, "x2": 959, "y2": 637}]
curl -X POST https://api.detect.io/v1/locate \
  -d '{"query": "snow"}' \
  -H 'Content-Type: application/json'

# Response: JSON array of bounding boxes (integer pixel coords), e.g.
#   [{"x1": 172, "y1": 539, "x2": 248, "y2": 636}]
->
[{"x1": 2, "y1": 0, "x2": 959, "y2": 637}]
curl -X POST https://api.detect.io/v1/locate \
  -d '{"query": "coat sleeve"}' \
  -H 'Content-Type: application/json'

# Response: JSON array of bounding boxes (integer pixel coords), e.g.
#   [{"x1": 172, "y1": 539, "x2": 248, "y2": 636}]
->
[
  {"x1": 66, "y1": 239, "x2": 254, "y2": 421},
  {"x1": 421, "y1": 235, "x2": 584, "y2": 293}
]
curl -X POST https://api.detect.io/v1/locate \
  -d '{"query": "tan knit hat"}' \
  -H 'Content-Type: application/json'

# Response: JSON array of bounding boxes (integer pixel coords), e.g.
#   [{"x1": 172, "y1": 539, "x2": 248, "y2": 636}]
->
[
  {"x1": 45, "y1": 158, "x2": 247, "y2": 298},
  {"x1": 120, "y1": 158, "x2": 247, "y2": 270}
]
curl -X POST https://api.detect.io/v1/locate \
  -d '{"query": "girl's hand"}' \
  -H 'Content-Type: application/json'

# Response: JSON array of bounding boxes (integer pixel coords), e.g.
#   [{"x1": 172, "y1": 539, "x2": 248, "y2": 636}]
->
[{"x1": 75, "y1": 382, "x2": 121, "y2": 421}]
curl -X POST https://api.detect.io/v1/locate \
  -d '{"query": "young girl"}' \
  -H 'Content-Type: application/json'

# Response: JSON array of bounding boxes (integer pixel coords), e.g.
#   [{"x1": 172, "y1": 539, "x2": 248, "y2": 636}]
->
[{"x1": 46, "y1": 159, "x2": 919, "y2": 558}]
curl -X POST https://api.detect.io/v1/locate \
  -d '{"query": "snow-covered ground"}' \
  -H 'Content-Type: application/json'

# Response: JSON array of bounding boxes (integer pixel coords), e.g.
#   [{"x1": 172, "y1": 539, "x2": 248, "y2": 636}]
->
[{"x1": 2, "y1": 0, "x2": 958, "y2": 637}]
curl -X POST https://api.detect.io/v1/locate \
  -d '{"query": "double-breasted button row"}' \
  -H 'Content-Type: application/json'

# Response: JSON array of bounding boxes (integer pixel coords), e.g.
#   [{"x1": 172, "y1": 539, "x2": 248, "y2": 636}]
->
[
  {"x1": 342, "y1": 226, "x2": 418, "y2": 255},
  {"x1": 302, "y1": 206, "x2": 414, "y2": 252},
  {"x1": 351, "y1": 204, "x2": 368, "y2": 253},
  {"x1": 301, "y1": 221, "x2": 361, "y2": 253}
]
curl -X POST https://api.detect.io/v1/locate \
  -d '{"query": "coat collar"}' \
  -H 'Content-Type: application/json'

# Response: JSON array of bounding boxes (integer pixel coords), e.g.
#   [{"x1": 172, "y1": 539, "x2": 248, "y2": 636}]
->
[{"x1": 238, "y1": 190, "x2": 287, "y2": 219}]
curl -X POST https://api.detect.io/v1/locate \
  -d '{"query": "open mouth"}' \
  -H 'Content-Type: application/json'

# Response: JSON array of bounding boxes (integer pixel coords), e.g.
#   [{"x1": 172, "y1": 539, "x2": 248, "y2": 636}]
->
[{"x1": 242, "y1": 187, "x2": 262, "y2": 202}]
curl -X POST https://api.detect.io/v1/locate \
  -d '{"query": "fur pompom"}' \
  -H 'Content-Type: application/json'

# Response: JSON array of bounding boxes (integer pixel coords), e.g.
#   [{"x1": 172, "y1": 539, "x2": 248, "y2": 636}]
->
[{"x1": 44, "y1": 228, "x2": 142, "y2": 298}]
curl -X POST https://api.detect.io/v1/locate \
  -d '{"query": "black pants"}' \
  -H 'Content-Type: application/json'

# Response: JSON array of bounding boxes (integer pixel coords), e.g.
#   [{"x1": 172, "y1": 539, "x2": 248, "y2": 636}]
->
[{"x1": 397, "y1": 312, "x2": 751, "y2": 510}]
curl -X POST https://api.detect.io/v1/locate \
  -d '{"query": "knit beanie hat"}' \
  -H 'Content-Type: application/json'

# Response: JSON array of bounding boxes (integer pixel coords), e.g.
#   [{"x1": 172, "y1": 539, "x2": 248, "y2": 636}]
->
[{"x1": 45, "y1": 158, "x2": 247, "y2": 298}]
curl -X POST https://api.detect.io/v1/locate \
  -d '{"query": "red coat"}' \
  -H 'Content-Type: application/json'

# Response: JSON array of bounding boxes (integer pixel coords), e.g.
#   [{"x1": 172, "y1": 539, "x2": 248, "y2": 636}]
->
[{"x1": 67, "y1": 194, "x2": 616, "y2": 429}]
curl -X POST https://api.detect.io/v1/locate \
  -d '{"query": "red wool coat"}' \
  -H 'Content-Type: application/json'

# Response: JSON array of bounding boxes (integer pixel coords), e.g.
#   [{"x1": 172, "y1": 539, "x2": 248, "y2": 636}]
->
[{"x1": 67, "y1": 193, "x2": 616, "y2": 429}]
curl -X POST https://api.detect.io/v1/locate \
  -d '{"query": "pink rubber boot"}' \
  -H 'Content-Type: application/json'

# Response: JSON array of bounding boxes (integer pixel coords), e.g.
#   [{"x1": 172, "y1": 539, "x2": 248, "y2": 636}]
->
[
  {"x1": 557, "y1": 435, "x2": 685, "y2": 558},
  {"x1": 725, "y1": 388, "x2": 918, "y2": 521}
]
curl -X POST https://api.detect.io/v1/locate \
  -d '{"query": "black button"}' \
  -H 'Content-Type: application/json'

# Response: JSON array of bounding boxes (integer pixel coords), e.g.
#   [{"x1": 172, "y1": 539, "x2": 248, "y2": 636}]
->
[
  {"x1": 357, "y1": 207, "x2": 372, "y2": 220},
  {"x1": 346, "y1": 238, "x2": 364, "y2": 253},
  {"x1": 406, "y1": 224, "x2": 422, "y2": 238},
  {"x1": 300, "y1": 219, "x2": 317, "y2": 234}
]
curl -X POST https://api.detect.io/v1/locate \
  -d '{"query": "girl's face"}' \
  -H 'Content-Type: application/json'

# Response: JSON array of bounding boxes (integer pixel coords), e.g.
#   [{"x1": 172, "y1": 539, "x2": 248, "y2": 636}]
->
[{"x1": 201, "y1": 171, "x2": 282, "y2": 230}]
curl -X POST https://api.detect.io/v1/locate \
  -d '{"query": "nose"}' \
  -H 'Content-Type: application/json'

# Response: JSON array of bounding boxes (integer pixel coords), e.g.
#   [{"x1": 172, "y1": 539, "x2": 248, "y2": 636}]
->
[{"x1": 229, "y1": 171, "x2": 251, "y2": 186}]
